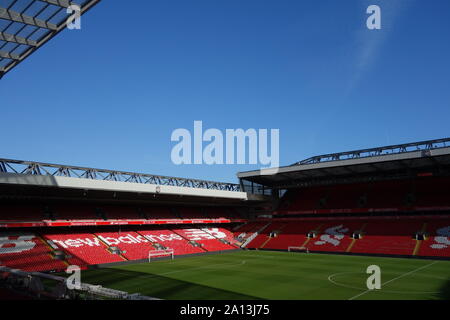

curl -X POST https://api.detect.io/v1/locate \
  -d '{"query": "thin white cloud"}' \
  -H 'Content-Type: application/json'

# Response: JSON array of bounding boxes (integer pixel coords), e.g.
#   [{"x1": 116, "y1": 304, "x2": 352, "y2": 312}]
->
[{"x1": 346, "y1": 0, "x2": 412, "y2": 94}]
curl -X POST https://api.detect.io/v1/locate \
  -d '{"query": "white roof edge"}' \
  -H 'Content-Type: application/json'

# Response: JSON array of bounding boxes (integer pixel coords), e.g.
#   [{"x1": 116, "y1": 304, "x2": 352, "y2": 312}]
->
[
  {"x1": 238, "y1": 147, "x2": 450, "y2": 178},
  {"x1": 0, "y1": 172, "x2": 248, "y2": 200}
]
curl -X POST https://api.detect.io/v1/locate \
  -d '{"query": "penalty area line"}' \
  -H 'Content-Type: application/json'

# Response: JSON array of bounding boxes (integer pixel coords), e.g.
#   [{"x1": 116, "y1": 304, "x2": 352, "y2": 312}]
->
[{"x1": 348, "y1": 261, "x2": 439, "y2": 300}]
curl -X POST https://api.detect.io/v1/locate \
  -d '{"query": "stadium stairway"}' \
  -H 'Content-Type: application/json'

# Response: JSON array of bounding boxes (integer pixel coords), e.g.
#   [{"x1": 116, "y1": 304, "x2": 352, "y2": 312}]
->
[
  {"x1": 0, "y1": 232, "x2": 68, "y2": 272},
  {"x1": 351, "y1": 220, "x2": 421, "y2": 256},
  {"x1": 242, "y1": 222, "x2": 271, "y2": 248},
  {"x1": 93, "y1": 231, "x2": 153, "y2": 261},
  {"x1": 137, "y1": 229, "x2": 204, "y2": 255},
  {"x1": 38, "y1": 235, "x2": 71, "y2": 269},
  {"x1": 412, "y1": 222, "x2": 428, "y2": 256},
  {"x1": 172, "y1": 229, "x2": 207, "y2": 252},
  {"x1": 345, "y1": 223, "x2": 367, "y2": 253},
  {"x1": 418, "y1": 220, "x2": 450, "y2": 258},
  {"x1": 43, "y1": 232, "x2": 127, "y2": 267},
  {"x1": 259, "y1": 223, "x2": 288, "y2": 249},
  {"x1": 202, "y1": 228, "x2": 240, "y2": 248},
  {"x1": 172, "y1": 228, "x2": 235, "y2": 252}
]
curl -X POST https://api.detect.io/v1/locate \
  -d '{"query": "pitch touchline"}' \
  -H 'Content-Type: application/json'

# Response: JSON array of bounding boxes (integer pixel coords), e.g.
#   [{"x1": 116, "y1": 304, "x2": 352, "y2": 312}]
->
[{"x1": 348, "y1": 261, "x2": 439, "y2": 300}]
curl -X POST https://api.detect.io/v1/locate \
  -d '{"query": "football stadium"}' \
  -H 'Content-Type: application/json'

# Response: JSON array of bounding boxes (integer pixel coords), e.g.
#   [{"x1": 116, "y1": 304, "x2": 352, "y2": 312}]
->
[
  {"x1": 1, "y1": 0, "x2": 450, "y2": 307},
  {"x1": 1, "y1": 138, "x2": 450, "y2": 301}
]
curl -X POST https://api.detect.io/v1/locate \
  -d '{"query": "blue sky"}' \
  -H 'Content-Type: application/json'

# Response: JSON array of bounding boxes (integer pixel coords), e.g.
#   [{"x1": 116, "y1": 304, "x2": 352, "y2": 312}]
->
[{"x1": 1, "y1": 0, "x2": 449, "y2": 183}]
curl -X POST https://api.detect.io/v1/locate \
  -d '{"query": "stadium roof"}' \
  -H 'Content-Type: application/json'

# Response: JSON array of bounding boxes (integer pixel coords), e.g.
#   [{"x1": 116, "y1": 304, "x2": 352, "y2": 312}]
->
[
  {"x1": 0, "y1": 157, "x2": 278, "y2": 206},
  {"x1": 238, "y1": 138, "x2": 450, "y2": 190},
  {"x1": 0, "y1": 157, "x2": 241, "y2": 191},
  {"x1": 0, "y1": 0, "x2": 100, "y2": 78},
  {"x1": 0, "y1": 158, "x2": 274, "y2": 205}
]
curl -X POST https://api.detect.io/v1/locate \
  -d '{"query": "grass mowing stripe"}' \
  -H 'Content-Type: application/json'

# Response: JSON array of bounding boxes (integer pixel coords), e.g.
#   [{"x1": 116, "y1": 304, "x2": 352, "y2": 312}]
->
[
  {"x1": 348, "y1": 261, "x2": 439, "y2": 300},
  {"x1": 73, "y1": 251, "x2": 449, "y2": 300},
  {"x1": 111, "y1": 260, "x2": 246, "y2": 280}
]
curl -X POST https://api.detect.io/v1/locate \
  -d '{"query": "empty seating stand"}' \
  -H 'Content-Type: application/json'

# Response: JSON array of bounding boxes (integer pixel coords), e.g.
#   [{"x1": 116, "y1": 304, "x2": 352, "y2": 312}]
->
[
  {"x1": 0, "y1": 205, "x2": 45, "y2": 221},
  {"x1": 247, "y1": 217, "x2": 450, "y2": 258},
  {"x1": 174, "y1": 228, "x2": 235, "y2": 251},
  {"x1": 94, "y1": 231, "x2": 155, "y2": 260},
  {"x1": 418, "y1": 220, "x2": 450, "y2": 257},
  {"x1": 101, "y1": 206, "x2": 141, "y2": 220},
  {"x1": 351, "y1": 220, "x2": 422, "y2": 256},
  {"x1": 259, "y1": 221, "x2": 321, "y2": 250},
  {"x1": 52, "y1": 205, "x2": 98, "y2": 220},
  {"x1": 138, "y1": 229, "x2": 204, "y2": 255},
  {"x1": 42, "y1": 232, "x2": 124, "y2": 267},
  {"x1": 275, "y1": 177, "x2": 450, "y2": 215},
  {"x1": 306, "y1": 221, "x2": 365, "y2": 253},
  {"x1": 0, "y1": 232, "x2": 67, "y2": 272}
]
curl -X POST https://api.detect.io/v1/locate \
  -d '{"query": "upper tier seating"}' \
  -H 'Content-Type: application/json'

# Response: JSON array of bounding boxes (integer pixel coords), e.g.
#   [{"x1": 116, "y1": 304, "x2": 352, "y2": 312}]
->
[
  {"x1": 100, "y1": 206, "x2": 141, "y2": 219},
  {"x1": 276, "y1": 177, "x2": 450, "y2": 214},
  {"x1": 140, "y1": 206, "x2": 178, "y2": 219},
  {"x1": 177, "y1": 207, "x2": 204, "y2": 219},
  {"x1": 0, "y1": 204, "x2": 243, "y2": 222},
  {"x1": 52, "y1": 205, "x2": 98, "y2": 220},
  {"x1": 0, "y1": 205, "x2": 45, "y2": 221}
]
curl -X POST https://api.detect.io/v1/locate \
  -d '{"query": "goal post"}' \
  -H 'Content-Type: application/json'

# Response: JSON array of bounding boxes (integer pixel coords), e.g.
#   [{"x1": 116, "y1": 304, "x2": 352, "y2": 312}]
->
[
  {"x1": 148, "y1": 249, "x2": 174, "y2": 262},
  {"x1": 288, "y1": 246, "x2": 309, "y2": 253}
]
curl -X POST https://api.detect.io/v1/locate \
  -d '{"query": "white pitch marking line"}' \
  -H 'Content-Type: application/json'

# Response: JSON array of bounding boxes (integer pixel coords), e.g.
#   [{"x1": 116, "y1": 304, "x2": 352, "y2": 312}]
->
[{"x1": 348, "y1": 261, "x2": 439, "y2": 300}]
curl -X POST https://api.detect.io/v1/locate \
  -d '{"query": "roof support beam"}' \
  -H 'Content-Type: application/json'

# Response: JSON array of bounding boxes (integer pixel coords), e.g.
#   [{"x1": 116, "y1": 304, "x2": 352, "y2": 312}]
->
[
  {"x1": 0, "y1": 50, "x2": 20, "y2": 60},
  {"x1": 0, "y1": 8, "x2": 58, "y2": 30},
  {"x1": 0, "y1": 0, "x2": 100, "y2": 78},
  {"x1": 38, "y1": 0, "x2": 75, "y2": 8},
  {"x1": 0, "y1": 31, "x2": 37, "y2": 46}
]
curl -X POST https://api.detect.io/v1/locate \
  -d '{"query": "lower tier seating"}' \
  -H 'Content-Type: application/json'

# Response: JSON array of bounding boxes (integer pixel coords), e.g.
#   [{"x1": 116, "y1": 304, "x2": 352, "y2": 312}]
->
[
  {"x1": 43, "y1": 232, "x2": 125, "y2": 267},
  {"x1": 1, "y1": 226, "x2": 238, "y2": 272},
  {"x1": 418, "y1": 220, "x2": 450, "y2": 257},
  {"x1": 138, "y1": 229, "x2": 205, "y2": 255},
  {"x1": 351, "y1": 220, "x2": 422, "y2": 256},
  {"x1": 0, "y1": 232, "x2": 67, "y2": 272},
  {"x1": 248, "y1": 217, "x2": 450, "y2": 258},
  {"x1": 255, "y1": 221, "x2": 324, "y2": 250},
  {"x1": 93, "y1": 231, "x2": 155, "y2": 260},
  {"x1": 174, "y1": 228, "x2": 235, "y2": 251}
]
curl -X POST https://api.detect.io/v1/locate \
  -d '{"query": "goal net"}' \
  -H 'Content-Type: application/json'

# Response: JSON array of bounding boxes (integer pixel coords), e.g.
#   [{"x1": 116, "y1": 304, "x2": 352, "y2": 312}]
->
[
  {"x1": 148, "y1": 249, "x2": 174, "y2": 262},
  {"x1": 288, "y1": 246, "x2": 309, "y2": 253}
]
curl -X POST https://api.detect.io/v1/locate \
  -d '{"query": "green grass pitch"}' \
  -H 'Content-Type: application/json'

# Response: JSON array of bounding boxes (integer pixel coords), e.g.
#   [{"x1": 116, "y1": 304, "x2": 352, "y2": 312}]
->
[{"x1": 75, "y1": 251, "x2": 450, "y2": 300}]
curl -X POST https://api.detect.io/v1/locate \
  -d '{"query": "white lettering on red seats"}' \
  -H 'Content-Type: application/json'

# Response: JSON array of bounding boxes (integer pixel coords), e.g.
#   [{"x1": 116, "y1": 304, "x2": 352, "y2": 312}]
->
[
  {"x1": 0, "y1": 235, "x2": 36, "y2": 254},
  {"x1": 98, "y1": 234, "x2": 149, "y2": 246},
  {"x1": 143, "y1": 234, "x2": 182, "y2": 243},
  {"x1": 202, "y1": 228, "x2": 227, "y2": 239},
  {"x1": 314, "y1": 225, "x2": 349, "y2": 247},
  {"x1": 52, "y1": 237, "x2": 101, "y2": 249},
  {"x1": 183, "y1": 229, "x2": 215, "y2": 241},
  {"x1": 430, "y1": 226, "x2": 450, "y2": 250}
]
